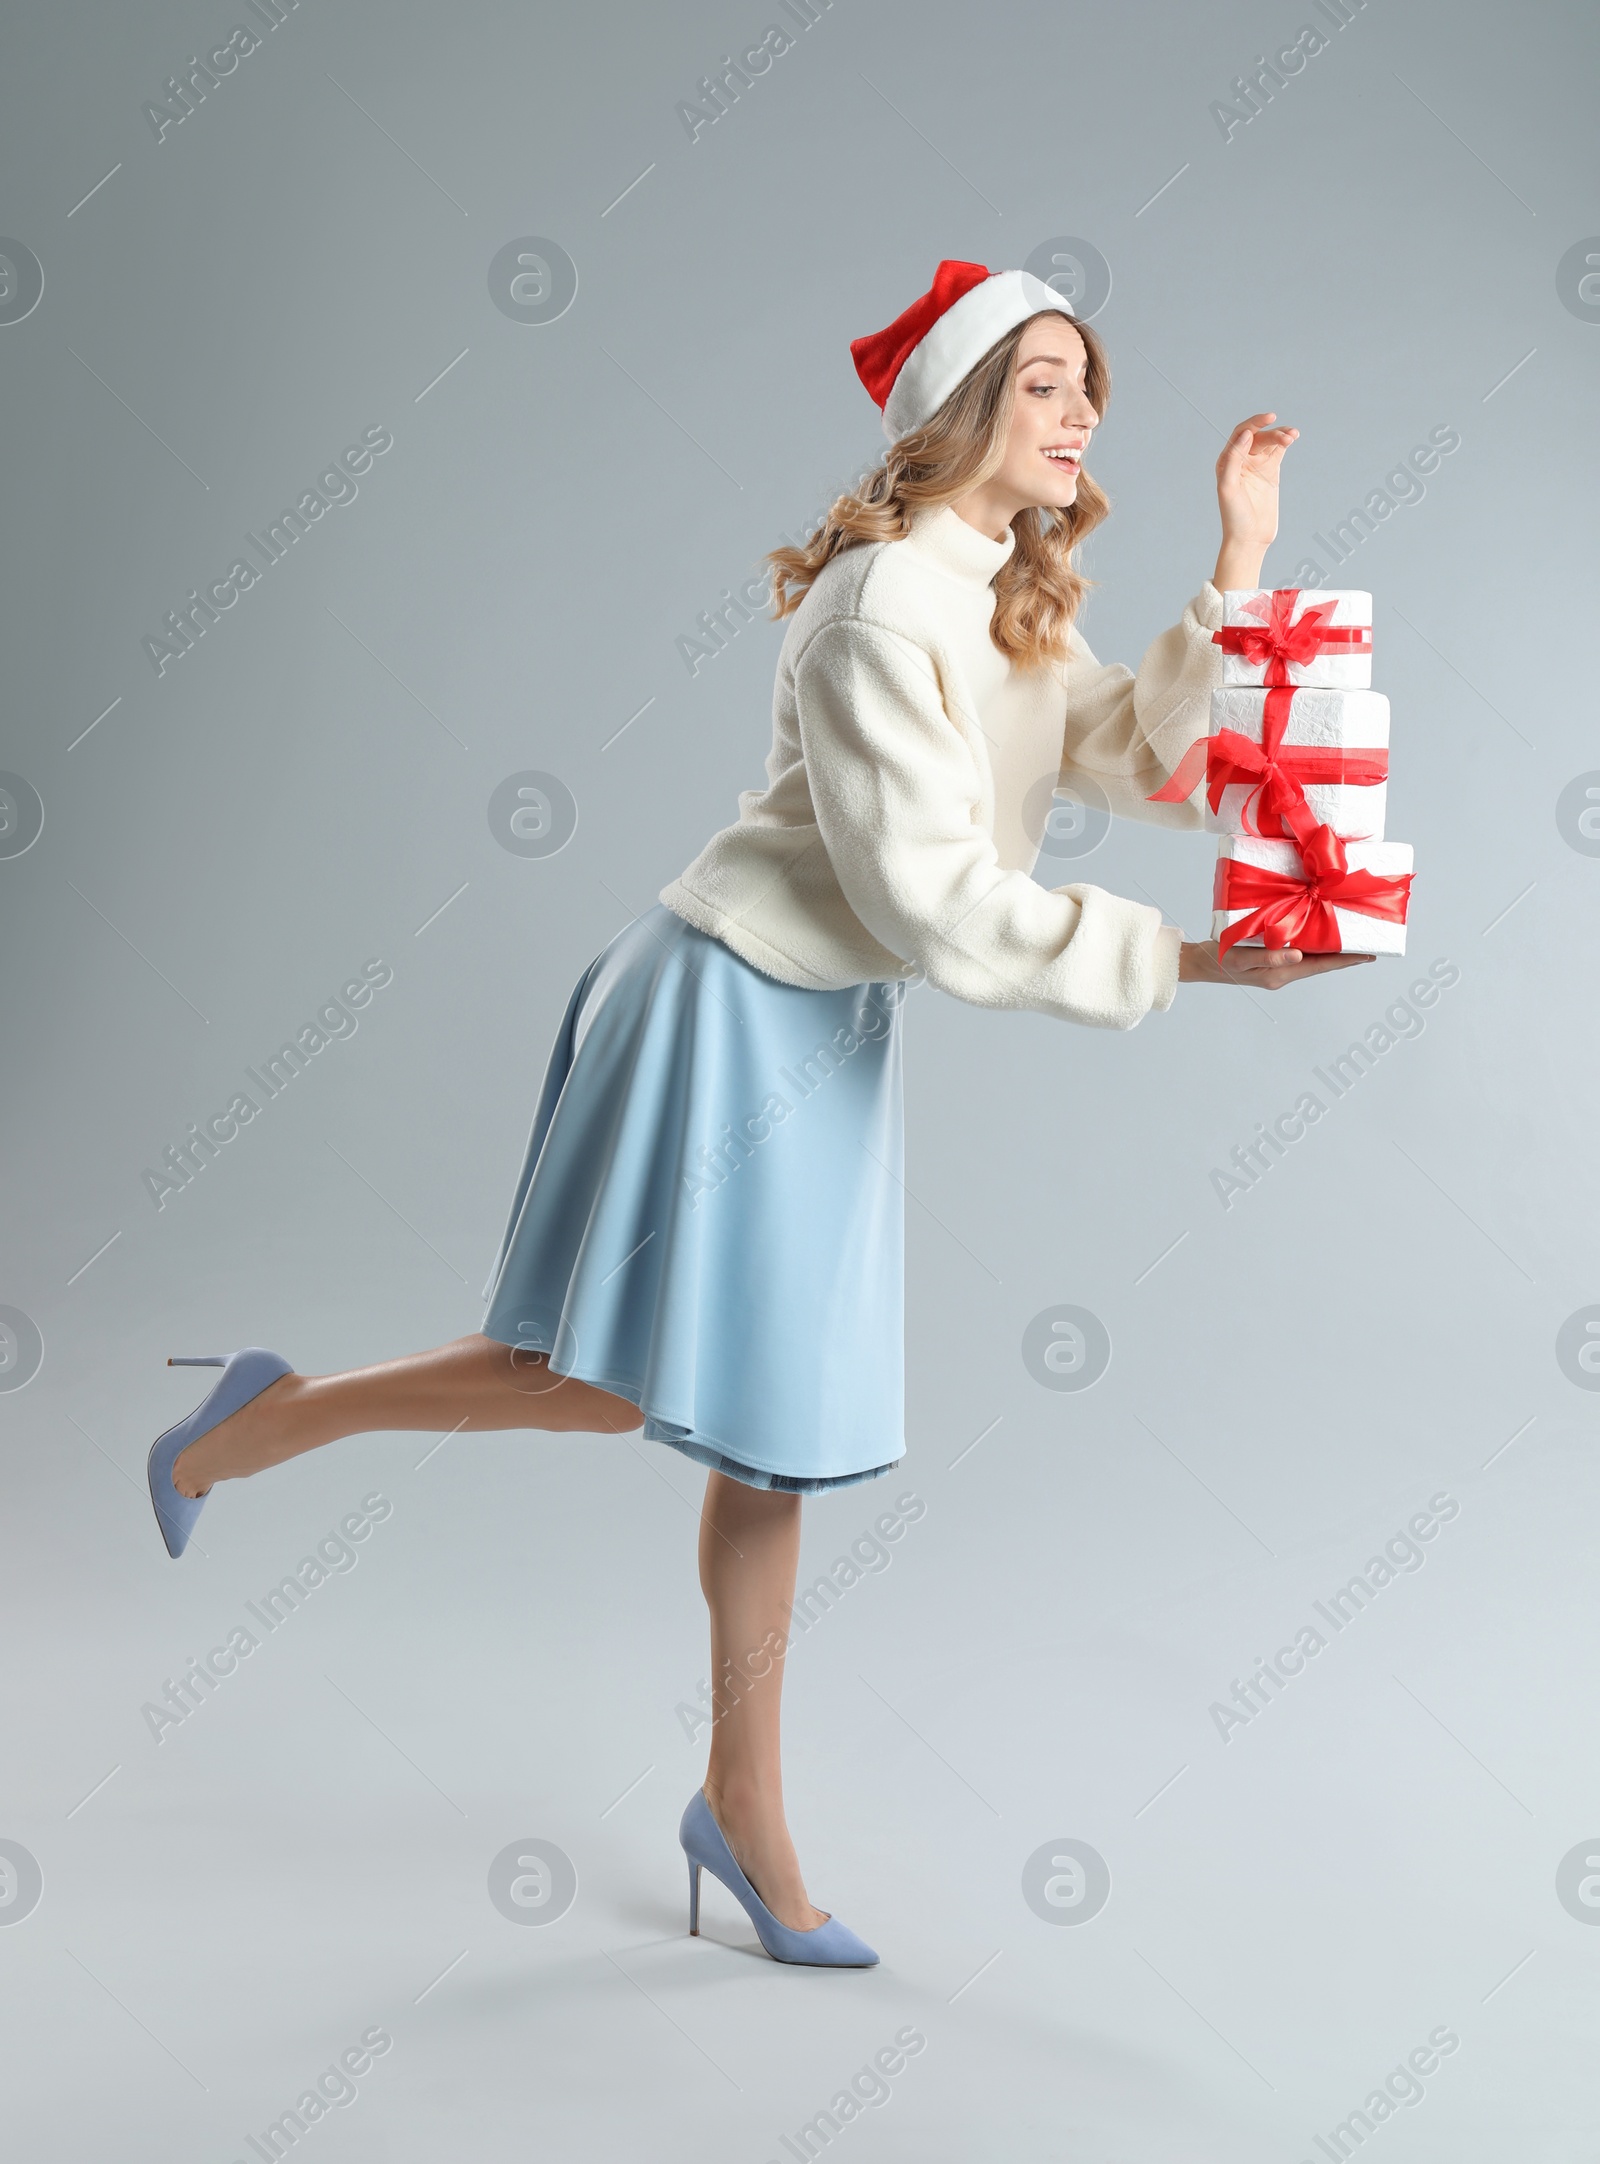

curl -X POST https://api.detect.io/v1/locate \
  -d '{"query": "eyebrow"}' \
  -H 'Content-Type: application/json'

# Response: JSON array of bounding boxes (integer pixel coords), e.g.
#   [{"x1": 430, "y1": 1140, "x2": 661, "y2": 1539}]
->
[{"x1": 1018, "y1": 353, "x2": 1080, "y2": 371}]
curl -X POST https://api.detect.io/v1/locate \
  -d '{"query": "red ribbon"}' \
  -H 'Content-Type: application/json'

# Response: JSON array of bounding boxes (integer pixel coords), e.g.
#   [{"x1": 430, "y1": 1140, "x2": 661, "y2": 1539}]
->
[
  {"x1": 1149, "y1": 683, "x2": 1388, "y2": 846},
  {"x1": 1214, "y1": 824, "x2": 1412, "y2": 956},
  {"x1": 1149, "y1": 589, "x2": 1400, "y2": 946},
  {"x1": 1212, "y1": 589, "x2": 1370, "y2": 684}
]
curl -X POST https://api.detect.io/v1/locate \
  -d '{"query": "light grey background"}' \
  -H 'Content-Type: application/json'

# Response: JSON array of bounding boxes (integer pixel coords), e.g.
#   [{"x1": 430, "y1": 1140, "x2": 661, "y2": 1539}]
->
[{"x1": 3, "y1": 1, "x2": 1597, "y2": 2157}]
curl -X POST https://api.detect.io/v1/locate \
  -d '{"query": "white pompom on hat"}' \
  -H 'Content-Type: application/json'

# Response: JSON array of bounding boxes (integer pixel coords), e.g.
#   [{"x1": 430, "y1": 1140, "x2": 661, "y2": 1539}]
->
[{"x1": 850, "y1": 258, "x2": 1076, "y2": 442}]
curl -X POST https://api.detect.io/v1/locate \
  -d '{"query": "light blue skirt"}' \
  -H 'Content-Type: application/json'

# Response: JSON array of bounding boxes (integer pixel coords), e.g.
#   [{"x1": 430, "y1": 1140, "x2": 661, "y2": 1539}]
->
[{"x1": 480, "y1": 904, "x2": 907, "y2": 1492}]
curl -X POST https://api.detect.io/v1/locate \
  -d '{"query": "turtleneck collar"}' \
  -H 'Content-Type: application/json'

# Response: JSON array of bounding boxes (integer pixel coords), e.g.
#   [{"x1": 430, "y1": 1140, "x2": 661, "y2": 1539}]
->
[{"x1": 904, "y1": 501, "x2": 1016, "y2": 588}]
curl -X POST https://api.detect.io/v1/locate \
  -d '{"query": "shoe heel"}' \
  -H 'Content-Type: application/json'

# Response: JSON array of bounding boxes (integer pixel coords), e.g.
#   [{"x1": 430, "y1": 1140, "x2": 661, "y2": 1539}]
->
[
  {"x1": 676, "y1": 1787, "x2": 878, "y2": 1967},
  {"x1": 167, "y1": 1356, "x2": 228, "y2": 1366}
]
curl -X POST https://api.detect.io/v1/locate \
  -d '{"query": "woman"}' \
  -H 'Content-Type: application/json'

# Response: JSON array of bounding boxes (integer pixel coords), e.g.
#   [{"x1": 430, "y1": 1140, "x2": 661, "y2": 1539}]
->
[{"x1": 147, "y1": 258, "x2": 1370, "y2": 1969}]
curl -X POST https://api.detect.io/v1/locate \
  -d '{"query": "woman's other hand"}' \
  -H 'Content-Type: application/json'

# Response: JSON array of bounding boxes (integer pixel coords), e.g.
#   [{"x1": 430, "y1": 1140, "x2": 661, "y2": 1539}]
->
[
  {"x1": 1213, "y1": 411, "x2": 1298, "y2": 590},
  {"x1": 1178, "y1": 939, "x2": 1374, "y2": 987}
]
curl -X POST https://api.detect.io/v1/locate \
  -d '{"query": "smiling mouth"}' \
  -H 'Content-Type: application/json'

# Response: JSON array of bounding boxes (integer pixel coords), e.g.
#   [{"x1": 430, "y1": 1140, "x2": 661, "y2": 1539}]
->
[{"x1": 1044, "y1": 448, "x2": 1083, "y2": 473}]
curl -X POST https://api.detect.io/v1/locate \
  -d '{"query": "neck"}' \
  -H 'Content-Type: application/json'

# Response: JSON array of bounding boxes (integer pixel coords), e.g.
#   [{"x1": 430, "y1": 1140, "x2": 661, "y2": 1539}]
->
[{"x1": 947, "y1": 485, "x2": 1022, "y2": 546}]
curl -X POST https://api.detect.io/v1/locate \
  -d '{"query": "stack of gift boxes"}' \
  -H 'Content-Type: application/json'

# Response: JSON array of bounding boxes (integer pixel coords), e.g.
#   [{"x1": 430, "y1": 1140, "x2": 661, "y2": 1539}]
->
[{"x1": 1153, "y1": 589, "x2": 1414, "y2": 956}]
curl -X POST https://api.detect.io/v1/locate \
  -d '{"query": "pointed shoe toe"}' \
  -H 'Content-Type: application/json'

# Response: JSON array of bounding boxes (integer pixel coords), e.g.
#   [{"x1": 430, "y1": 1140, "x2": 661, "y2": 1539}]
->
[{"x1": 678, "y1": 1787, "x2": 879, "y2": 1968}]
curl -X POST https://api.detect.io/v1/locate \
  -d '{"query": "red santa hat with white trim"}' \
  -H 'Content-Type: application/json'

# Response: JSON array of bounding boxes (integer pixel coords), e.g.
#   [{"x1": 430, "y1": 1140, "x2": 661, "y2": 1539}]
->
[{"x1": 850, "y1": 258, "x2": 1075, "y2": 442}]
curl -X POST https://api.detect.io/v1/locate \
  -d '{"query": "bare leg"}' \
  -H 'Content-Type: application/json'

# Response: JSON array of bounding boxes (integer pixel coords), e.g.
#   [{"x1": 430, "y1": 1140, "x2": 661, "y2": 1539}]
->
[
  {"x1": 698, "y1": 1471, "x2": 826, "y2": 1934},
  {"x1": 172, "y1": 1333, "x2": 641, "y2": 1497}
]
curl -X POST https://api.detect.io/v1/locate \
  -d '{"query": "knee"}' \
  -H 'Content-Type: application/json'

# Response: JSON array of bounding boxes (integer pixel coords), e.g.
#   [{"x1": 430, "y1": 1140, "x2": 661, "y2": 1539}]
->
[
  {"x1": 567, "y1": 1380, "x2": 643, "y2": 1435},
  {"x1": 600, "y1": 1394, "x2": 645, "y2": 1435},
  {"x1": 496, "y1": 1342, "x2": 640, "y2": 1433}
]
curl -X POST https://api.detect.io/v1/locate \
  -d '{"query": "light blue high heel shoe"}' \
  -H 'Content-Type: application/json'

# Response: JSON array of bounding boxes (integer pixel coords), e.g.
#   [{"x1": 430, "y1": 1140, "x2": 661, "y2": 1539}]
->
[
  {"x1": 679, "y1": 1788, "x2": 879, "y2": 1967},
  {"x1": 146, "y1": 1348, "x2": 295, "y2": 1559}
]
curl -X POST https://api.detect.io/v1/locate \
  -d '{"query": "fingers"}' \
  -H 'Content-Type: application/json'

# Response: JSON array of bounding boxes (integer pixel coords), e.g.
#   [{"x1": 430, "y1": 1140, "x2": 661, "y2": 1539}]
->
[
  {"x1": 1258, "y1": 953, "x2": 1377, "y2": 987},
  {"x1": 1219, "y1": 944, "x2": 1301, "y2": 977},
  {"x1": 1199, "y1": 938, "x2": 1380, "y2": 987},
  {"x1": 1218, "y1": 960, "x2": 1287, "y2": 985},
  {"x1": 1217, "y1": 417, "x2": 1263, "y2": 468},
  {"x1": 1216, "y1": 945, "x2": 1376, "y2": 987},
  {"x1": 1219, "y1": 434, "x2": 1298, "y2": 477},
  {"x1": 1219, "y1": 414, "x2": 1299, "y2": 460}
]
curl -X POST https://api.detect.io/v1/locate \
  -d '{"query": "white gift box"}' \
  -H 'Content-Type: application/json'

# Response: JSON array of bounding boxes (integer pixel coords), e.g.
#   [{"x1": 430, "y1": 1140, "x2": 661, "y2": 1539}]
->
[
  {"x1": 1204, "y1": 687, "x2": 1390, "y2": 841},
  {"x1": 1212, "y1": 835, "x2": 1413, "y2": 956},
  {"x1": 1217, "y1": 589, "x2": 1373, "y2": 688}
]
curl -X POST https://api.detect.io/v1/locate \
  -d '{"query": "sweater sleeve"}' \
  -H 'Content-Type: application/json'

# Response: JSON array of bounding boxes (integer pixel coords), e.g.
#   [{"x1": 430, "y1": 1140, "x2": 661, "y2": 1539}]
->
[
  {"x1": 1058, "y1": 582, "x2": 1225, "y2": 828},
  {"x1": 793, "y1": 614, "x2": 1178, "y2": 1030}
]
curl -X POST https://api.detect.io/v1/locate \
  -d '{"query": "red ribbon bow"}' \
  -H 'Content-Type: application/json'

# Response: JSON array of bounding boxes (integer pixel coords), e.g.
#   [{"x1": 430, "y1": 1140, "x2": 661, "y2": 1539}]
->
[
  {"x1": 1148, "y1": 685, "x2": 1388, "y2": 846},
  {"x1": 1211, "y1": 589, "x2": 1370, "y2": 684},
  {"x1": 1214, "y1": 824, "x2": 1412, "y2": 956}
]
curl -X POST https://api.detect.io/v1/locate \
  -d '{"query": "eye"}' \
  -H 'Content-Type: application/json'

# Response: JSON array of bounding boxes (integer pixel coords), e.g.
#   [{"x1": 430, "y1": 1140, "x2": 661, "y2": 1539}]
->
[{"x1": 1029, "y1": 381, "x2": 1057, "y2": 395}]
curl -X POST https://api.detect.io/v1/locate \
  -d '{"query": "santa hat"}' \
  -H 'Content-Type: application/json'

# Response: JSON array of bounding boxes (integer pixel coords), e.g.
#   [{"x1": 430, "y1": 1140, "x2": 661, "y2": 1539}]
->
[{"x1": 850, "y1": 259, "x2": 1075, "y2": 442}]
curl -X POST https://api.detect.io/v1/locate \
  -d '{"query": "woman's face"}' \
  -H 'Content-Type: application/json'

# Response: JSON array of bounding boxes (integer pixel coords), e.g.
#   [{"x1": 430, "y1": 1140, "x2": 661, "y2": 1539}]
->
[{"x1": 994, "y1": 313, "x2": 1098, "y2": 512}]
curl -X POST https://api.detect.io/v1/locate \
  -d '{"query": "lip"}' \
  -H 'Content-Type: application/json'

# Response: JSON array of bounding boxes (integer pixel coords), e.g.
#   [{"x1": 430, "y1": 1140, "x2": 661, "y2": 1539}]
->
[{"x1": 1043, "y1": 449, "x2": 1083, "y2": 472}]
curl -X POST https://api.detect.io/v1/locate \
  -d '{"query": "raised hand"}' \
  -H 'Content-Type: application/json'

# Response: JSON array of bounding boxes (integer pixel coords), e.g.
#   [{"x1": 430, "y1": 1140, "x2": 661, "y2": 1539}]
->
[{"x1": 1213, "y1": 411, "x2": 1299, "y2": 591}]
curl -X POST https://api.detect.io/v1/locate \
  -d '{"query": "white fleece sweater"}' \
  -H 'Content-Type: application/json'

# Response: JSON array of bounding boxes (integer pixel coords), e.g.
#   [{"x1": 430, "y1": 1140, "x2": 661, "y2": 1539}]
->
[{"x1": 660, "y1": 501, "x2": 1225, "y2": 1029}]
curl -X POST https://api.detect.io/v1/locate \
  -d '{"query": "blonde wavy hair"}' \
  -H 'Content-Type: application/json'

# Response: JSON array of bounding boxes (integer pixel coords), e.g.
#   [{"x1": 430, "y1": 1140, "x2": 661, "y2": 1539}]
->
[{"x1": 766, "y1": 311, "x2": 1112, "y2": 670}]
